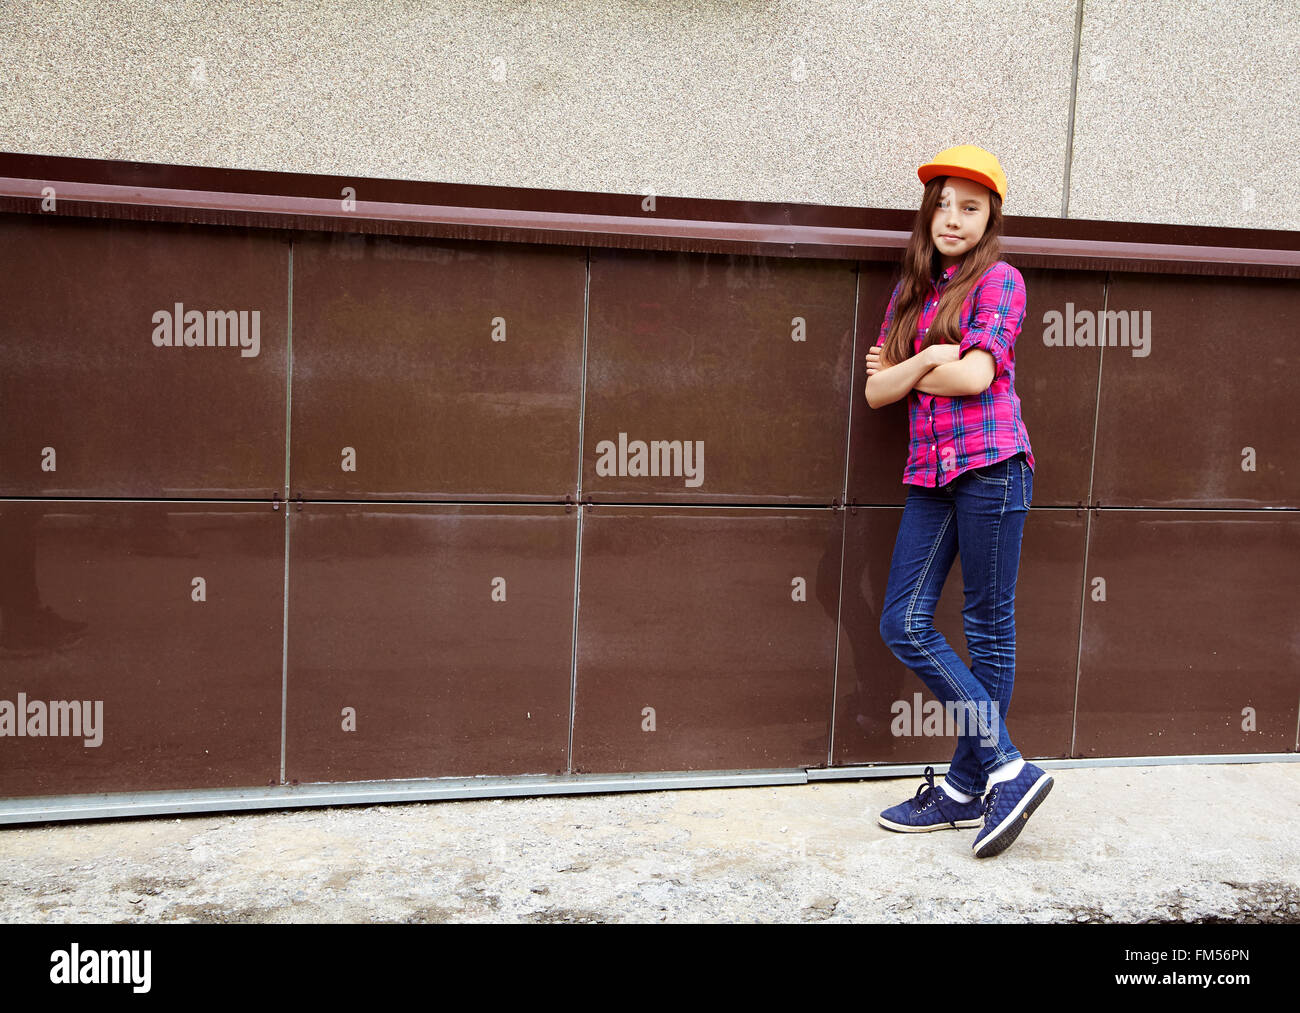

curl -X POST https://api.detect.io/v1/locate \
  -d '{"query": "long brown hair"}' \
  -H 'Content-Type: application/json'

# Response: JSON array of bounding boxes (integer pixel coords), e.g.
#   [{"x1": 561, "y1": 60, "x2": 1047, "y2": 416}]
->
[{"x1": 879, "y1": 176, "x2": 1004, "y2": 367}]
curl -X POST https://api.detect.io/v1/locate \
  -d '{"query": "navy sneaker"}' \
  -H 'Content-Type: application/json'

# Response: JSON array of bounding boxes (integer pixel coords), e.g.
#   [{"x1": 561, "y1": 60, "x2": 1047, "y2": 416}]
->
[
  {"x1": 878, "y1": 766, "x2": 985, "y2": 832},
  {"x1": 971, "y1": 762, "x2": 1054, "y2": 858}
]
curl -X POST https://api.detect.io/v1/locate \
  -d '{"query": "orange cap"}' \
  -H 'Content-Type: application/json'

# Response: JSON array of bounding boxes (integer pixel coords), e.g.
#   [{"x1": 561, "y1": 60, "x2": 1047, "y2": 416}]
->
[{"x1": 917, "y1": 144, "x2": 1007, "y2": 202}]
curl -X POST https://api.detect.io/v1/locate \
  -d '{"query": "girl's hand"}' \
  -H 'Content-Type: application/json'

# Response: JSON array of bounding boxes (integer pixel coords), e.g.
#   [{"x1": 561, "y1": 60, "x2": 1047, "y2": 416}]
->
[
  {"x1": 927, "y1": 342, "x2": 961, "y2": 367},
  {"x1": 865, "y1": 344, "x2": 894, "y2": 376}
]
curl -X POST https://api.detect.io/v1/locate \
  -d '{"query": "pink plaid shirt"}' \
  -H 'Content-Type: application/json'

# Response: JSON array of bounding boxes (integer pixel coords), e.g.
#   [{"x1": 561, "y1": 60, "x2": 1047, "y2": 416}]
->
[{"x1": 876, "y1": 258, "x2": 1035, "y2": 487}]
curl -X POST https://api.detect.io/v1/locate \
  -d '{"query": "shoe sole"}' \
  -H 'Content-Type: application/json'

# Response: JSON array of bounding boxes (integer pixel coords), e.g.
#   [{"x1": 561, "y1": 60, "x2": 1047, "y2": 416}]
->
[
  {"x1": 878, "y1": 815, "x2": 983, "y2": 832},
  {"x1": 972, "y1": 775, "x2": 1053, "y2": 858}
]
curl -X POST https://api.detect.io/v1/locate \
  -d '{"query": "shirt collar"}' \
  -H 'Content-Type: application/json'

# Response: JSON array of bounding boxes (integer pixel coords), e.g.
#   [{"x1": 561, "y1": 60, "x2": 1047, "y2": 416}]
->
[{"x1": 935, "y1": 260, "x2": 962, "y2": 287}]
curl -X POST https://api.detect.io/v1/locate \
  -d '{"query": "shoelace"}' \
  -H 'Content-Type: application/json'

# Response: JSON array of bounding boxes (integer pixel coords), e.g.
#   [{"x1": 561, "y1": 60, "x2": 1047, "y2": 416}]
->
[
  {"x1": 911, "y1": 766, "x2": 960, "y2": 828},
  {"x1": 980, "y1": 784, "x2": 1001, "y2": 818}
]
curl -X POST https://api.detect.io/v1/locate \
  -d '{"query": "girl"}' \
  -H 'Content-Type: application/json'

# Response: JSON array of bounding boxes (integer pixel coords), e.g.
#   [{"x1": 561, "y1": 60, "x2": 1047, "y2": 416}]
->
[{"x1": 863, "y1": 145, "x2": 1053, "y2": 859}]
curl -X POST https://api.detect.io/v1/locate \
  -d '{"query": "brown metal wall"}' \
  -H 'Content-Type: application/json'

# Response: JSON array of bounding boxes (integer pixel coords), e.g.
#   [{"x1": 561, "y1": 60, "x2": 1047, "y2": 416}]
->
[
  {"x1": 0, "y1": 501, "x2": 283, "y2": 798},
  {"x1": 1, "y1": 160, "x2": 1297, "y2": 805}
]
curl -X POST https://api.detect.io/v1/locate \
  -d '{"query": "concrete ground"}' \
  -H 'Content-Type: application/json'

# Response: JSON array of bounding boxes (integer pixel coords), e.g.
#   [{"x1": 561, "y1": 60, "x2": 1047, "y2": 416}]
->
[{"x1": 1, "y1": 761, "x2": 1297, "y2": 924}]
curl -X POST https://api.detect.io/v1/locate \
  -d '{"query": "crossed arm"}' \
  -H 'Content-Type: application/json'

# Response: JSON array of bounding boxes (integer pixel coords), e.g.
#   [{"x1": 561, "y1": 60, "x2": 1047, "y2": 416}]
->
[{"x1": 863, "y1": 343, "x2": 996, "y2": 409}]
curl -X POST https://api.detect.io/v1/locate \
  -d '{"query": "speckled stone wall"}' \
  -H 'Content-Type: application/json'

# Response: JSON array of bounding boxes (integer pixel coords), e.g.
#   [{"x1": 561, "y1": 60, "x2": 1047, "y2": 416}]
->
[{"x1": 0, "y1": 0, "x2": 1295, "y2": 229}]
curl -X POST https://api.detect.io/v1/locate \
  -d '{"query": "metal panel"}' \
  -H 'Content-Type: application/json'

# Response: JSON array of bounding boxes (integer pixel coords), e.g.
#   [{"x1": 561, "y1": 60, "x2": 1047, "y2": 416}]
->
[
  {"x1": 0, "y1": 500, "x2": 283, "y2": 797},
  {"x1": 845, "y1": 262, "x2": 911, "y2": 506},
  {"x1": 1005, "y1": 269, "x2": 1104, "y2": 507},
  {"x1": 832, "y1": 505, "x2": 1083, "y2": 766},
  {"x1": 0, "y1": 216, "x2": 287, "y2": 498},
  {"x1": 290, "y1": 234, "x2": 586, "y2": 500},
  {"x1": 583, "y1": 250, "x2": 857, "y2": 503},
  {"x1": 1074, "y1": 510, "x2": 1300, "y2": 755},
  {"x1": 283, "y1": 503, "x2": 575, "y2": 782},
  {"x1": 847, "y1": 267, "x2": 1104, "y2": 508},
  {"x1": 2, "y1": 153, "x2": 1296, "y2": 820},
  {"x1": 1093, "y1": 273, "x2": 1299, "y2": 507},
  {"x1": 571, "y1": 506, "x2": 840, "y2": 772}
]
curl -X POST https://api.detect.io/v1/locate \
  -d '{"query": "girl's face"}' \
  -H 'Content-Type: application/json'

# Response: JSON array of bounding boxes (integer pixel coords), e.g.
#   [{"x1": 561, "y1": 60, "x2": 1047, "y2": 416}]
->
[{"x1": 931, "y1": 176, "x2": 991, "y2": 269}]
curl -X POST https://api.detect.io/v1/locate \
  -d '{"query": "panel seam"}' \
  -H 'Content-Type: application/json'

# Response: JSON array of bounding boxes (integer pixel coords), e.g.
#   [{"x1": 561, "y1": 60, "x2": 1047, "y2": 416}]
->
[
  {"x1": 566, "y1": 248, "x2": 591, "y2": 774},
  {"x1": 279, "y1": 239, "x2": 293, "y2": 785},
  {"x1": 827, "y1": 263, "x2": 862, "y2": 766},
  {"x1": 1070, "y1": 268, "x2": 1106, "y2": 757}
]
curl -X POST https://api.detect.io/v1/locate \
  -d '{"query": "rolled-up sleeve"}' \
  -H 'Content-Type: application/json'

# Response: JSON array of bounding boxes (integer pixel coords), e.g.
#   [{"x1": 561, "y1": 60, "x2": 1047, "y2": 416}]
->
[{"x1": 959, "y1": 263, "x2": 1026, "y2": 380}]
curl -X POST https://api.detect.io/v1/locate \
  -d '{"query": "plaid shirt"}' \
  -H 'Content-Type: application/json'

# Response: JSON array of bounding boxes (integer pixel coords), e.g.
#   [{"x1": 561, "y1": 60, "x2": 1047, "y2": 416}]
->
[{"x1": 876, "y1": 258, "x2": 1035, "y2": 487}]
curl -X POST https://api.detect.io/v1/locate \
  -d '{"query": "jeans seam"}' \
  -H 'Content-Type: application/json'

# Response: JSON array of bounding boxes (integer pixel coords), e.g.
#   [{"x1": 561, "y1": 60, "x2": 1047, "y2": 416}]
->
[
  {"x1": 947, "y1": 774, "x2": 981, "y2": 796},
  {"x1": 984, "y1": 467, "x2": 1010, "y2": 762},
  {"x1": 959, "y1": 475, "x2": 1015, "y2": 768},
  {"x1": 902, "y1": 508, "x2": 1003, "y2": 755},
  {"x1": 969, "y1": 465, "x2": 1004, "y2": 486},
  {"x1": 956, "y1": 479, "x2": 1012, "y2": 768},
  {"x1": 983, "y1": 750, "x2": 1024, "y2": 778},
  {"x1": 902, "y1": 505, "x2": 953, "y2": 642}
]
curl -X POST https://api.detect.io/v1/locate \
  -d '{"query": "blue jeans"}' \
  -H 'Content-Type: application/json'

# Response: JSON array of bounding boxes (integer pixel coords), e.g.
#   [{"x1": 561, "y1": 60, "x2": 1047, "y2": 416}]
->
[{"x1": 878, "y1": 451, "x2": 1033, "y2": 797}]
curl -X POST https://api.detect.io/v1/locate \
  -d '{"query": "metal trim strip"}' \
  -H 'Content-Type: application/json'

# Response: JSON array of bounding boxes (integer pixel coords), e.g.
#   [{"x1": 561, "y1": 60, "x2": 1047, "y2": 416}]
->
[
  {"x1": 1, "y1": 756, "x2": 1293, "y2": 825},
  {"x1": 2, "y1": 169, "x2": 1297, "y2": 279},
  {"x1": 2, "y1": 150, "x2": 1295, "y2": 250},
  {"x1": 808, "y1": 753, "x2": 1300, "y2": 779}
]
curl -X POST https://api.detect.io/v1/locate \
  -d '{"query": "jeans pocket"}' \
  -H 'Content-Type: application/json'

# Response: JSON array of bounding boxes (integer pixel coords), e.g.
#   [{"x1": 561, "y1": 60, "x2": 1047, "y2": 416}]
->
[
  {"x1": 969, "y1": 458, "x2": 1008, "y2": 486},
  {"x1": 1020, "y1": 459, "x2": 1033, "y2": 509}
]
